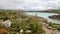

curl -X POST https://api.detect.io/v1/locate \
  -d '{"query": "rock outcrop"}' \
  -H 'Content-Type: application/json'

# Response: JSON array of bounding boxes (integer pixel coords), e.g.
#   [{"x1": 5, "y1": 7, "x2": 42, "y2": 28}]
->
[{"x1": 49, "y1": 15, "x2": 60, "y2": 19}]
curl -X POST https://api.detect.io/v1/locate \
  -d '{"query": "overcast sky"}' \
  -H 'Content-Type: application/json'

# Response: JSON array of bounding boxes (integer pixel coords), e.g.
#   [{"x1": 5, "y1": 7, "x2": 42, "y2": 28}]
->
[{"x1": 0, "y1": 0, "x2": 60, "y2": 10}]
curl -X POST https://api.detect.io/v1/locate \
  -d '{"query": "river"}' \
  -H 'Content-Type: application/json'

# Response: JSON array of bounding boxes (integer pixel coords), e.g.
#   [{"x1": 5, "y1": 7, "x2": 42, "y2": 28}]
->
[{"x1": 25, "y1": 12, "x2": 60, "y2": 24}]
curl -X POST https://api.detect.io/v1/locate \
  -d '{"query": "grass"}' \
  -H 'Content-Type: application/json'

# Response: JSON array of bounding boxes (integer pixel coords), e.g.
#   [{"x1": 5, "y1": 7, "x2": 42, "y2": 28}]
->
[
  {"x1": 48, "y1": 22, "x2": 60, "y2": 31},
  {"x1": 0, "y1": 10, "x2": 44, "y2": 34}
]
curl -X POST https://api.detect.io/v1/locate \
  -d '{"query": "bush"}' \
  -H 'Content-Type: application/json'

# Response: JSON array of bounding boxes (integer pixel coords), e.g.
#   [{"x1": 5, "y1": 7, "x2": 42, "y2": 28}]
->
[
  {"x1": 19, "y1": 17, "x2": 44, "y2": 34},
  {"x1": 9, "y1": 22, "x2": 20, "y2": 32},
  {"x1": 0, "y1": 22, "x2": 5, "y2": 28}
]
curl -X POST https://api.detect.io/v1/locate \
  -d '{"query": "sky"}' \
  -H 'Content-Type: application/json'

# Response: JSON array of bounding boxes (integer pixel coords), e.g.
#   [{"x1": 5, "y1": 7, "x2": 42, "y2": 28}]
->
[{"x1": 0, "y1": 0, "x2": 60, "y2": 10}]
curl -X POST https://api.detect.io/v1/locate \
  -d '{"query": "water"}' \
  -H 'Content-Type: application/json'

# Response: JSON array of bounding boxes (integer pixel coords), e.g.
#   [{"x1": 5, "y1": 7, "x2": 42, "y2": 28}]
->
[{"x1": 26, "y1": 12, "x2": 60, "y2": 24}]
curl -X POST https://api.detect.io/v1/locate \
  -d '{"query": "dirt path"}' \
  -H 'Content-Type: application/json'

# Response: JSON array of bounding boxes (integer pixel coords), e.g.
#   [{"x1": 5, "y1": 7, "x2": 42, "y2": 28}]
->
[{"x1": 42, "y1": 23, "x2": 60, "y2": 34}]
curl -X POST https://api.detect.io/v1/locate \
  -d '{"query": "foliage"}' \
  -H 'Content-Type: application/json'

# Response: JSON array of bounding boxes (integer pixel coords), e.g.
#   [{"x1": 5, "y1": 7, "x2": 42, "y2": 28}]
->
[
  {"x1": 0, "y1": 10, "x2": 44, "y2": 34},
  {"x1": 19, "y1": 17, "x2": 44, "y2": 34},
  {"x1": 9, "y1": 20, "x2": 20, "y2": 32},
  {"x1": 49, "y1": 22, "x2": 60, "y2": 31},
  {"x1": 0, "y1": 10, "x2": 27, "y2": 21},
  {"x1": 0, "y1": 22, "x2": 5, "y2": 28}
]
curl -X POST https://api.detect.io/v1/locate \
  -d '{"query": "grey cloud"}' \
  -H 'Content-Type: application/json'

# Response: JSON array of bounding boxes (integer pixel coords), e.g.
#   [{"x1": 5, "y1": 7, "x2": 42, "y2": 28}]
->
[{"x1": 0, "y1": 0, "x2": 60, "y2": 10}]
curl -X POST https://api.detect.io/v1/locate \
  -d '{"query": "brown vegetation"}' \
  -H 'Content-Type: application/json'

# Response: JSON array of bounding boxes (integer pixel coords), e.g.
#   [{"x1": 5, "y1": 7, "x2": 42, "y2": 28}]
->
[{"x1": 0, "y1": 28, "x2": 9, "y2": 34}]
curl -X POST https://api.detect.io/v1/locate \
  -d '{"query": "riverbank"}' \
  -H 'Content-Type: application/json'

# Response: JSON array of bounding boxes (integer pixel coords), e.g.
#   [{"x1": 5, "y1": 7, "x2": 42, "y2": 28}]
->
[
  {"x1": 0, "y1": 10, "x2": 60, "y2": 34},
  {"x1": 26, "y1": 11, "x2": 60, "y2": 34}
]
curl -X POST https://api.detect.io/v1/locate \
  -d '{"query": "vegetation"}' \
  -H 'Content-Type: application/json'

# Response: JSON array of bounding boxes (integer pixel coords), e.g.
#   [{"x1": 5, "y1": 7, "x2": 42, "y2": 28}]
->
[
  {"x1": 0, "y1": 10, "x2": 44, "y2": 34},
  {"x1": 19, "y1": 17, "x2": 44, "y2": 34},
  {"x1": 49, "y1": 22, "x2": 60, "y2": 31},
  {"x1": 0, "y1": 22, "x2": 5, "y2": 28}
]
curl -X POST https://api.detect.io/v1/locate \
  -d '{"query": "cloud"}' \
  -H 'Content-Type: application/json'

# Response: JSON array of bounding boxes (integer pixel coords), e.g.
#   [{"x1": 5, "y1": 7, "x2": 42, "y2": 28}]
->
[{"x1": 0, "y1": 0, "x2": 60, "y2": 10}]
